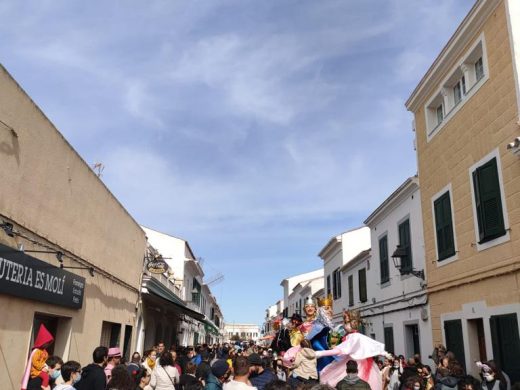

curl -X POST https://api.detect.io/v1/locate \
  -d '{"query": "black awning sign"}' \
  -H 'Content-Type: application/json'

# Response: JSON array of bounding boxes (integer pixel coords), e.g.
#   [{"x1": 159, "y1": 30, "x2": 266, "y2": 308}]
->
[{"x1": 0, "y1": 243, "x2": 85, "y2": 309}]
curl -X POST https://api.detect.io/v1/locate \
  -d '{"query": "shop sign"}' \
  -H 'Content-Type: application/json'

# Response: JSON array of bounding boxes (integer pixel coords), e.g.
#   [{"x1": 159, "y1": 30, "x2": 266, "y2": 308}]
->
[
  {"x1": 146, "y1": 257, "x2": 169, "y2": 274},
  {"x1": 0, "y1": 243, "x2": 85, "y2": 309}
]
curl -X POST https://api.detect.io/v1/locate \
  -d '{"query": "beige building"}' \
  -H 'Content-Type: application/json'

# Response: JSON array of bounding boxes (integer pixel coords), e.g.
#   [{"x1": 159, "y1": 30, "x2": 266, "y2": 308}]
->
[
  {"x1": 0, "y1": 64, "x2": 147, "y2": 389},
  {"x1": 405, "y1": 0, "x2": 520, "y2": 381}
]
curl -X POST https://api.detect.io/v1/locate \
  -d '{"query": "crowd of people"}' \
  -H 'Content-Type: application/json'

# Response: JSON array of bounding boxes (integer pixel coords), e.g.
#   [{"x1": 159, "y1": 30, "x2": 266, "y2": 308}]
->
[{"x1": 21, "y1": 296, "x2": 518, "y2": 390}]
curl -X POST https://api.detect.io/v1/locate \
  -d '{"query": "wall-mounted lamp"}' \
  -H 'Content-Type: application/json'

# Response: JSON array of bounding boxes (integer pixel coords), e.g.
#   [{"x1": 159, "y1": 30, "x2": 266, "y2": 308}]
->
[
  {"x1": 506, "y1": 136, "x2": 520, "y2": 157},
  {"x1": 0, "y1": 222, "x2": 15, "y2": 237},
  {"x1": 391, "y1": 245, "x2": 425, "y2": 280}
]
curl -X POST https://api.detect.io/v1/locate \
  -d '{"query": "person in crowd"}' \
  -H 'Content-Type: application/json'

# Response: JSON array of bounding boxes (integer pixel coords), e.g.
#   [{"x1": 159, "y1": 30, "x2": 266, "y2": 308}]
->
[
  {"x1": 205, "y1": 359, "x2": 231, "y2": 390},
  {"x1": 274, "y1": 359, "x2": 286, "y2": 382},
  {"x1": 178, "y1": 348, "x2": 190, "y2": 374},
  {"x1": 400, "y1": 358, "x2": 418, "y2": 390},
  {"x1": 197, "y1": 351, "x2": 212, "y2": 383},
  {"x1": 402, "y1": 376, "x2": 423, "y2": 390},
  {"x1": 53, "y1": 360, "x2": 81, "y2": 390},
  {"x1": 434, "y1": 353, "x2": 464, "y2": 390},
  {"x1": 133, "y1": 367, "x2": 152, "y2": 390},
  {"x1": 180, "y1": 362, "x2": 201, "y2": 390},
  {"x1": 414, "y1": 355, "x2": 423, "y2": 370},
  {"x1": 171, "y1": 350, "x2": 183, "y2": 376},
  {"x1": 128, "y1": 352, "x2": 142, "y2": 376},
  {"x1": 420, "y1": 366, "x2": 434, "y2": 390},
  {"x1": 107, "y1": 364, "x2": 135, "y2": 390},
  {"x1": 143, "y1": 350, "x2": 158, "y2": 376},
  {"x1": 22, "y1": 324, "x2": 55, "y2": 390},
  {"x1": 270, "y1": 319, "x2": 291, "y2": 354},
  {"x1": 383, "y1": 355, "x2": 401, "y2": 390},
  {"x1": 264, "y1": 380, "x2": 292, "y2": 390},
  {"x1": 289, "y1": 339, "x2": 318, "y2": 388},
  {"x1": 477, "y1": 361, "x2": 507, "y2": 390},
  {"x1": 157, "y1": 342, "x2": 166, "y2": 356},
  {"x1": 27, "y1": 355, "x2": 64, "y2": 390},
  {"x1": 105, "y1": 348, "x2": 123, "y2": 381},
  {"x1": 75, "y1": 346, "x2": 108, "y2": 390},
  {"x1": 151, "y1": 350, "x2": 180, "y2": 390},
  {"x1": 224, "y1": 356, "x2": 257, "y2": 390},
  {"x1": 192, "y1": 347, "x2": 203, "y2": 366},
  {"x1": 458, "y1": 375, "x2": 481, "y2": 390},
  {"x1": 335, "y1": 360, "x2": 371, "y2": 390},
  {"x1": 248, "y1": 353, "x2": 277, "y2": 390}
]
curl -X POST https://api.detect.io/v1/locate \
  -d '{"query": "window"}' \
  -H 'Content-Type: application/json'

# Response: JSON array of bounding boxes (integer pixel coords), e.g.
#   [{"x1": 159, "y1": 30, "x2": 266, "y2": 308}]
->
[
  {"x1": 384, "y1": 326, "x2": 394, "y2": 354},
  {"x1": 332, "y1": 268, "x2": 341, "y2": 300},
  {"x1": 379, "y1": 235, "x2": 389, "y2": 284},
  {"x1": 453, "y1": 76, "x2": 466, "y2": 105},
  {"x1": 424, "y1": 35, "x2": 487, "y2": 141},
  {"x1": 358, "y1": 268, "x2": 367, "y2": 303},
  {"x1": 100, "y1": 321, "x2": 121, "y2": 348},
  {"x1": 436, "y1": 104, "x2": 444, "y2": 125},
  {"x1": 472, "y1": 157, "x2": 506, "y2": 243},
  {"x1": 475, "y1": 57, "x2": 484, "y2": 81},
  {"x1": 348, "y1": 275, "x2": 354, "y2": 306},
  {"x1": 398, "y1": 219, "x2": 413, "y2": 272},
  {"x1": 326, "y1": 275, "x2": 331, "y2": 296},
  {"x1": 434, "y1": 191, "x2": 456, "y2": 261}
]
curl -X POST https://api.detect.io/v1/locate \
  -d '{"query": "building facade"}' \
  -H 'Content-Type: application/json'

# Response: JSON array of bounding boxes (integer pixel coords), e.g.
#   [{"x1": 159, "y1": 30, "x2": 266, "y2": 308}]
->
[
  {"x1": 280, "y1": 269, "x2": 323, "y2": 318},
  {"x1": 318, "y1": 227, "x2": 370, "y2": 325},
  {"x1": 0, "y1": 64, "x2": 147, "y2": 389},
  {"x1": 362, "y1": 177, "x2": 433, "y2": 362},
  {"x1": 225, "y1": 323, "x2": 261, "y2": 342},
  {"x1": 406, "y1": 0, "x2": 520, "y2": 381}
]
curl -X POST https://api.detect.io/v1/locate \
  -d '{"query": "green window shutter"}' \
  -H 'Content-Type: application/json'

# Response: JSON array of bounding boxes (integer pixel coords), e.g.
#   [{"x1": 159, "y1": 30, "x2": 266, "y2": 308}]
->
[
  {"x1": 434, "y1": 192, "x2": 455, "y2": 261},
  {"x1": 358, "y1": 268, "x2": 367, "y2": 302},
  {"x1": 348, "y1": 275, "x2": 354, "y2": 306},
  {"x1": 384, "y1": 327, "x2": 394, "y2": 354},
  {"x1": 398, "y1": 219, "x2": 412, "y2": 272},
  {"x1": 379, "y1": 236, "x2": 389, "y2": 283},
  {"x1": 473, "y1": 158, "x2": 506, "y2": 243}
]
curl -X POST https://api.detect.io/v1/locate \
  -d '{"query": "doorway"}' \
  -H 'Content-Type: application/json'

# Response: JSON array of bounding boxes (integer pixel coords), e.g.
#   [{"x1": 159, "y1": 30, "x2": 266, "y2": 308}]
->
[
  {"x1": 444, "y1": 319, "x2": 466, "y2": 371},
  {"x1": 405, "y1": 324, "x2": 420, "y2": 357},
  {"x1": 467, "y1": 318, "x2": 486, "y2": 370},
  {"x1": 490, "y1": 313, "x2": 520, "y2": 382},
  {"x1": 32, "y1": 313, "x2": 72, "y2": 360}
]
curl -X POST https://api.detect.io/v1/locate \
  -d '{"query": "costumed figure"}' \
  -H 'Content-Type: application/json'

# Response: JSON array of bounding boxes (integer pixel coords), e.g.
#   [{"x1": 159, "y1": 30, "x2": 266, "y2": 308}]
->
[
  {"x1": 317, "y1": 309, "x2": 386, "y2": 390},
  {"x1": 289, "y1": 313, "x2": 304, "y2": 347},
  {"x1": 299, "y1": 297, "x2": 317, "y2": 337},
  {"x1": 270, "y1": 317, "x2": 291, "y2": 353},
  {"x1": 305, "y1": 294, "x2": 335, "y2": 373},
  {"x1": 328, "y1": 324, "x2": 346, "y2": 348},
  {"x1": 21, "y1": 324, "x2": 55, "y2": 390}
]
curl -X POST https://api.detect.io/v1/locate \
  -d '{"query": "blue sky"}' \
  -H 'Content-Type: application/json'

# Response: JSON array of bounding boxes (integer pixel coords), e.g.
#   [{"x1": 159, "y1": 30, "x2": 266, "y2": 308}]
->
[{"x1": 0, "y1": 0, "x2": 474, "y2": 326}]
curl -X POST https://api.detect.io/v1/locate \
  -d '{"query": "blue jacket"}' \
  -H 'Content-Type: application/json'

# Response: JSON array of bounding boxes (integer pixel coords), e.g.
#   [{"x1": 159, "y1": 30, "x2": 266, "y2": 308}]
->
[{"x1": 250, "y1": 369, "x2": 277, "y2": 390}]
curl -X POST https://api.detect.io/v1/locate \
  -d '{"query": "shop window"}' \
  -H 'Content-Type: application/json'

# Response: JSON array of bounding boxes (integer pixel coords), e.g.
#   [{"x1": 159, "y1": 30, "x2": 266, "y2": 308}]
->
[
  {"x1": 100, "y1": 321, "x2": 121, "y2": 348},
  {"x1": 33, "y1": 314, "x2": 58, "y2": 355},
  {"x1": 32, "y1": 313, "x2": 72, "y2": 360}
]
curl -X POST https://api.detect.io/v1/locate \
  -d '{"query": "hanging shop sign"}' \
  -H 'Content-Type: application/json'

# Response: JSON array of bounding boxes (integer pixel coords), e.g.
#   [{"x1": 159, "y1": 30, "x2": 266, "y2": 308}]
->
[
  {"x1": 0, "y1": 243, "x2": 85, "y2": 309},
  {"x1": 146, "y1": 257, "x2": 169, "y2": 274}
]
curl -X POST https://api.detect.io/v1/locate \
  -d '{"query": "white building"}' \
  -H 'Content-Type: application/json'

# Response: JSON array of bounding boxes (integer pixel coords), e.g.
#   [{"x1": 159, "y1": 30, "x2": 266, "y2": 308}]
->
[
  {"x1": 225, "y1": 323, "x2": 261, "y2": 342},
  {"x1": 362, "y1": 176, "x2": 433, "y2": 361},
  {"x1": 280, "y1": 269, "x2": 323, "y2": 317},
  {"x1": 318, "y1": 227, "x2": 371, "y2": 325},
  {"x1": 141, "y1": 227, "x2": 225, "y2": 347}
]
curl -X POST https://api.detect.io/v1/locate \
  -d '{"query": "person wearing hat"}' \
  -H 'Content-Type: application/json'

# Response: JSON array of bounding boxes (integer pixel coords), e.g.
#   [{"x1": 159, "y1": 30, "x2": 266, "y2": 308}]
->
[
  {"x1": 104, "y1": 347, "x2": 122, "y2": 380},
  {"x1": 205, "y1": 359, "x2": 230, "y2": 390},
  {"x1": 248, "y1": 353, "x2": 276, "y2": 390}
]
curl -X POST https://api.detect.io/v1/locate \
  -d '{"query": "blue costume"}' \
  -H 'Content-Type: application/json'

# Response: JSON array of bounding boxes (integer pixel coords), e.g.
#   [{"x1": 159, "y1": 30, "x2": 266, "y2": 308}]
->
[{"x1": 306, "y1": 320, "x2": 334, "y2": 372}]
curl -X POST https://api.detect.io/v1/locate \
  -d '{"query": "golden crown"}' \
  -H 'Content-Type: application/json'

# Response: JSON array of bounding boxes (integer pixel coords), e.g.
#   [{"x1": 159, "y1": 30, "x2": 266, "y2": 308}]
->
[{"x1": 317, "y1": 294, "x2": 333, "y2": 307}]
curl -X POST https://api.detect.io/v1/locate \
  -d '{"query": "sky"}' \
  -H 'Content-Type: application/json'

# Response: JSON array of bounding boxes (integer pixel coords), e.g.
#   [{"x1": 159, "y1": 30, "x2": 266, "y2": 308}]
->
[{"x1": 0, "y1": 0, "x2": 474, "y2": 326}]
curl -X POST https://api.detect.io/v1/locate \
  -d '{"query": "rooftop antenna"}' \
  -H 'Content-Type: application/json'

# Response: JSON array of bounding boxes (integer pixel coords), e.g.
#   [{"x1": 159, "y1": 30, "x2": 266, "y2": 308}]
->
[{"x1": 92, "y1": 162, "x2": 105, "y2": 177}]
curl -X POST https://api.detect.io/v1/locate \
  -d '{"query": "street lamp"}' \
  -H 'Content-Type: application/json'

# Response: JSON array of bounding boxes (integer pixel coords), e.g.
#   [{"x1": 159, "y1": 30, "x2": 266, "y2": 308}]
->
[{"x1": 391, "y1": 245, "x2": 425, "y2": 280}]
